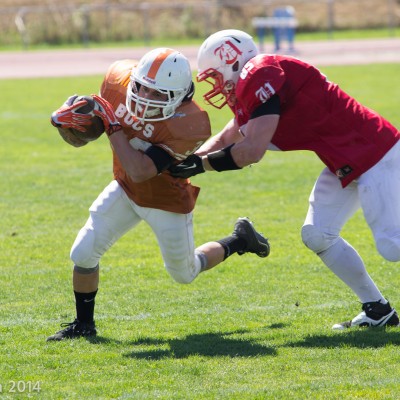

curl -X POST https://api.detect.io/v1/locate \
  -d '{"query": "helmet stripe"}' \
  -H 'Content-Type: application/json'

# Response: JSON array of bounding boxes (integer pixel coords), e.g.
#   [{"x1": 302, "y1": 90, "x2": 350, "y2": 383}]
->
[{"x1": 147, "y1": 48, "x2": 175, "y2": 80}]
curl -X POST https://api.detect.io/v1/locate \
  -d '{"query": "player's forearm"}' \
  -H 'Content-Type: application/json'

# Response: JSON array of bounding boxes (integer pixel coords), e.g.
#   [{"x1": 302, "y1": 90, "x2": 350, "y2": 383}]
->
[
  {"x1": 196, "y1": 134, "x2": 224, "y2": 155},
  {"x1": 196, "y1": 119, "x2": 242, "y2": 155},
  {"x1": 109, "y1": 131, "x2": 157, "y2": 182}
]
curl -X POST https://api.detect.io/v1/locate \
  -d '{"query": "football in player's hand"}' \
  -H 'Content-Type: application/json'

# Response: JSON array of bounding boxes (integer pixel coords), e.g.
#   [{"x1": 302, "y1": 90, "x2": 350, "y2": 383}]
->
[{"x1": 71, "y1": 95, "x2": 105, "y2": 141}]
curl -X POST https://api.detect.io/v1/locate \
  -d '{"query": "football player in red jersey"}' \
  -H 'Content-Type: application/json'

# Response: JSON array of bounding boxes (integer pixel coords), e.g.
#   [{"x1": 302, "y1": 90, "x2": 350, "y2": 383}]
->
[
  {"x1": 47, "y1": 48, "x2": 270, "y2": 341},
  {"x1": 169, "y1": 30, "x2": 400, "y2": 330}
]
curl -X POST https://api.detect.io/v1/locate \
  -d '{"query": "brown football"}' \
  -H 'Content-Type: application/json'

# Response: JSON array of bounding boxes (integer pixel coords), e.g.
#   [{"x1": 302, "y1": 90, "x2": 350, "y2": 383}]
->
[{"x1": 71, "y1": 95, "x2": 105, "y2": 141}]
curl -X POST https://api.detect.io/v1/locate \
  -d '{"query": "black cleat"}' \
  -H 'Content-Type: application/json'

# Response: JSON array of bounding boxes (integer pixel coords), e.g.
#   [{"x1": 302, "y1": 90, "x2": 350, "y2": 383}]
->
[
  {"x1": 332, "y1": 301, "x2": 399, "y2": 330},
  {"x1": 47, "y1": 319, "x2": 97, "y2": 341},
  {"x1": 232, "y1": 217, "x2": 270, "y2": 258}
]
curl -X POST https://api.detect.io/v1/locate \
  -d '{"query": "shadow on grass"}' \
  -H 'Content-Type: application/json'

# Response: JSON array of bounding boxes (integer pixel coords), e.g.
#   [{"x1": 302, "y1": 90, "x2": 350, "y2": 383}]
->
[
  {"x1": 285, "y1": 329, "x2": 400, "y2": 349},
  {"x1": 118, "y1": 329, "x2": 277, "y2": 360},
  {"x1": 86, "y1": 324, "x2": 399, "y2": 352}
]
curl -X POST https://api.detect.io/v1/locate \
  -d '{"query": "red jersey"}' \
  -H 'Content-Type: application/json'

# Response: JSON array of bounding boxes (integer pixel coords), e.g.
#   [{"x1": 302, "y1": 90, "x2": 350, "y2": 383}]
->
[
  {"x1": 100, "y1": 60, "x2": 211, "y2": 213},
  {"x1": 234, "y1": 54, "x2": 400, "y2": 187}
]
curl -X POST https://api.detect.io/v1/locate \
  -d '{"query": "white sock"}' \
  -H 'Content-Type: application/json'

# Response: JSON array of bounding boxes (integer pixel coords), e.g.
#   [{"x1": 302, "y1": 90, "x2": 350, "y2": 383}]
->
[{"x1": 318, "y1": 237, "x2": 385, "y2": 304}]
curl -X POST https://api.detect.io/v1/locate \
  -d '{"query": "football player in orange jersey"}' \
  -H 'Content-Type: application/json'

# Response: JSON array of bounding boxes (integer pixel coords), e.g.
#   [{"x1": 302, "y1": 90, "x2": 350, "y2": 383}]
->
[
  {"x1": 170, "y1": 30, "x2": 400, "y2": 330},
  {"x1": 47, "y1": 48, "x2": 270, "y2": 341}
]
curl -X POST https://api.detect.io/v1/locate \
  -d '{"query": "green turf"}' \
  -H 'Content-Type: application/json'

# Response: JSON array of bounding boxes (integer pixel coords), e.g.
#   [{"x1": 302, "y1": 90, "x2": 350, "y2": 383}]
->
[{"x1": 0, "y1": 64, "x2": 400, "y2": 399}]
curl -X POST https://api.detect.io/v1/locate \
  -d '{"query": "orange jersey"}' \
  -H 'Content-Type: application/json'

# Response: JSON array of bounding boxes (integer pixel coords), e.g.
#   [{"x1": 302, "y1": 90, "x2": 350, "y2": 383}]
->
[{"x1": 100, "y1": 60, "x2": 211, "y2": 214}]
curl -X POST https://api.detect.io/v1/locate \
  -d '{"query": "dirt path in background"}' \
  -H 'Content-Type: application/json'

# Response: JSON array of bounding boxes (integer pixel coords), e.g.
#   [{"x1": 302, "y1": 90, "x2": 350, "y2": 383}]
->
[{"x1": 0, "y1": 37, "x2": 399, "y2": 79}]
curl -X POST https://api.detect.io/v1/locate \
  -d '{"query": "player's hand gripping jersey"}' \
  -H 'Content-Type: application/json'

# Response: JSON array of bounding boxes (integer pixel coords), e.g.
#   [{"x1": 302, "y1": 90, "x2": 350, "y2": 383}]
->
[
  {"x1": 234, "y1": 55, "x2": 400, "y2": 187},
  {"x1": 101, "y1": 60, "x2": 211, "y2": 213}
]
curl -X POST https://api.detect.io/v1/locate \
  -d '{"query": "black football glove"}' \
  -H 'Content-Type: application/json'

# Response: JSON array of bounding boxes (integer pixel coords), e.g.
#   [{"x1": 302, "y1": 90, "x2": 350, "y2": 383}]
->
[{"x1": 168, "y1": 154, "x2": 205, "y2": 178}]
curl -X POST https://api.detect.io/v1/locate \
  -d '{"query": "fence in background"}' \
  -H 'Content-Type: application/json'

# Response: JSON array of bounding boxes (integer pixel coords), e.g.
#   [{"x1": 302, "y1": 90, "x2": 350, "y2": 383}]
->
[{"x1": 0, "y1": 0, "x2": 399, "y2": 48}]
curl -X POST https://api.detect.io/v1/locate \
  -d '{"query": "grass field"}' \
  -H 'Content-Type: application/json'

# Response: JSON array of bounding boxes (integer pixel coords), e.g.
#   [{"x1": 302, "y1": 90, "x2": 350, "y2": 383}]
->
[{"x1": 1, "y1": 64, "x2": 400, "y2": 399}]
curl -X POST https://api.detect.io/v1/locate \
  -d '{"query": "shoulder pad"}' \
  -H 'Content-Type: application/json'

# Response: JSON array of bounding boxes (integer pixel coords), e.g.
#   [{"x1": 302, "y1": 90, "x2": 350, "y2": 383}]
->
[{"x1": 105, "y1": 59, "x2": 137, "y2": 87}]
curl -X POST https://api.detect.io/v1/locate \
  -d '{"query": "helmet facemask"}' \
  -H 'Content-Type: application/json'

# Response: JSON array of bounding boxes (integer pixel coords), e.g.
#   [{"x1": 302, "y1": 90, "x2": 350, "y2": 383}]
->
[
  {"x1": 197, "y1": 64, "x2": 238, "y2": 109},
  {"x1": 126, "y1": 79, "x2": 185, "y2": 122}
]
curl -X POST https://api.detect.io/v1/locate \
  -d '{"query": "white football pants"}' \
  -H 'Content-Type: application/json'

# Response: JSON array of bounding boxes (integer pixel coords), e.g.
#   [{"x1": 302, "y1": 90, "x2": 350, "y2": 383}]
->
[
  {"x1": 70, "y1": 180, "x2": 202, "y2": 284},
  {"x1": 302, "y1": 140, "x2": 400, "y2": 302}
]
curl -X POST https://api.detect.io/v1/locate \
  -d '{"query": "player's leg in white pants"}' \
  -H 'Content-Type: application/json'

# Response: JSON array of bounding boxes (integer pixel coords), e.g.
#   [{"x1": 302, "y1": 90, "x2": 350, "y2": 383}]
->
[
  {"x1": 133, "y1": 205, "x2": 201, "y2": 284},
  {"x1": 301, "y1": 168, "x2": 385, "y2": 303},
  {"x1": 71, "y1": 180, "x2": 202, "y2": 284},
  {"x1": 358, "y1": 140, "x2": 400, "y2": 262},
  {"x1": 70, "y1": 180, "x2": 142, "y2": 269}
]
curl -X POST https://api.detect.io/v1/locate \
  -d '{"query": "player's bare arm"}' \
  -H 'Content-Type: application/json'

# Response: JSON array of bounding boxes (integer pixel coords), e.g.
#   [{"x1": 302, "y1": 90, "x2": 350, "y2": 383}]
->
[
  {"x1": 169, "y1": 114, "x2": 279, "y2": 178},
  {"x1": 108, "y1": 131, "x2": 158, "y2": 182},
  {"x1": 94, "y1": 95, "x2": 161, "y2": 182},
  {"x1": 201, "y1": 114, "x2": 279, "y2": 171},
  {"x1": 196, "y1": 118, "x2": 243, "y2": 155},
  {"x1": 230, "y1": 114, "x2": 279, "y2": 166}
]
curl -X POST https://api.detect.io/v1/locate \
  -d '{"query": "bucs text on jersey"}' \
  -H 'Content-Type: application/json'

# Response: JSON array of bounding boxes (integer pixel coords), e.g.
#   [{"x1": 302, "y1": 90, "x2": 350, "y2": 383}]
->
[
  {"x1": 233, "y1": 54, "x2": 400, "y2": 187},
  {"x1": 100, "y1": 59, "x2": 211, "y2": 213}
]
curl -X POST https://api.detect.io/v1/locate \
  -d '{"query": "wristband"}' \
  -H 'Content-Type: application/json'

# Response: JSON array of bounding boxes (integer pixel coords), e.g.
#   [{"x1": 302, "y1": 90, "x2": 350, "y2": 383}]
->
[
  {"x1": 207, "y1": 144, "x2": 241, "y2": 172},
  {"x1": 145, "y1": 145, "x2": 175, "y2": 174}
]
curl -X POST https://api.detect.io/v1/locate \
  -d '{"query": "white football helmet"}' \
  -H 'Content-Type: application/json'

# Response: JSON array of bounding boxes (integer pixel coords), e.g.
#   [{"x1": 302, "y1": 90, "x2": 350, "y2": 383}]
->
[
  {"x1": 126, "y1": 48, "x2": 192, "y2": 121},
  {"x1": 197, "y1": 29, "x2": 259, "y2": 109}
]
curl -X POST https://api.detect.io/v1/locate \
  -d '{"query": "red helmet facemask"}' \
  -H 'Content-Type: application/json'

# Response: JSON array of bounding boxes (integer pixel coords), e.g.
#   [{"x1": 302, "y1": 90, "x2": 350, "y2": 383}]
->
[{"x1": 196, "y1": 68, "x2": 236, "y2": 109}]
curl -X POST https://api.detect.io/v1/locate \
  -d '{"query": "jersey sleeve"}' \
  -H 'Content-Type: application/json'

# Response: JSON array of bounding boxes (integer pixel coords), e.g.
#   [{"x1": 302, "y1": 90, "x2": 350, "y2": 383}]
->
[{"x1": 236, "y1": 61, "x2": 286, "y2": 116}]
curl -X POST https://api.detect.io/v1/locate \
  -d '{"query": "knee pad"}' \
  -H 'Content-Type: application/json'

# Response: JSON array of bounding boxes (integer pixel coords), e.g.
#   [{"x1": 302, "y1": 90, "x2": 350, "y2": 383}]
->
[
  {"x1": 376, "y1": 236, "x2": 400, "y2": 262},
  {"x1": 301, "y1": 224, "x2": 337, "y2": 254}
]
